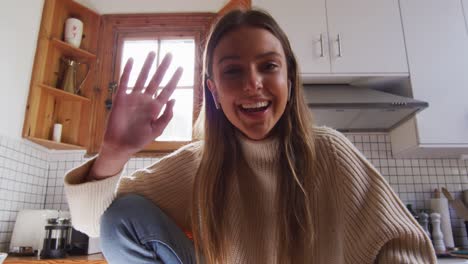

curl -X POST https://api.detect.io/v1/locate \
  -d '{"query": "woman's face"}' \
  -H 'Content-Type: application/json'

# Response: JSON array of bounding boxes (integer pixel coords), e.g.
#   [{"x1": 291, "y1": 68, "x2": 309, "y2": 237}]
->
[{"x1": 207, "y1": 26, "x2": 289, "y2": 140}]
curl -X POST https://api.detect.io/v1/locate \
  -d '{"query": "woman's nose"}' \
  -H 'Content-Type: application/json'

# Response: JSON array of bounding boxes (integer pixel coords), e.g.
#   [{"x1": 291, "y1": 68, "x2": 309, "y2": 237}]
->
[{"x1": 244, "y1": 70, "x2": 262, "y2": 92}]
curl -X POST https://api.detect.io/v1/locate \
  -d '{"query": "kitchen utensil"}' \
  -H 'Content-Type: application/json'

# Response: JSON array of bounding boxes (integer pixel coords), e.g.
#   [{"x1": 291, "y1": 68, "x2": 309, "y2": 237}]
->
[
  {"x1": 9, "y1": 210, "x2": 70, "y2": 256},
  {"x1": 441, "y1": 187, "x2": 468, "y2": 221},
  {"x1": 40, "y1": 218, "x2": 72, "y2": 259},
  {"x1": 463, "y1": 190, "x2": 468, "y2": 206},
  {"x1": 431, "y1": 212, "x2": 446, "y2": 253},
  {"x1": 418, "y1": 211, "x2": 430, "y2": 238},
  {"x1": 68, "y1": 228, "x2": 101, "y2": 255},
  {"x1": 57, "y1": 57, "x2": 90, "y2": 95},
  {"x1": 450, "y1": 250, "x2": 468, "y2": 259},
  {"x1": 430, "y1": 188, "x2": 455, "y2": 248}
]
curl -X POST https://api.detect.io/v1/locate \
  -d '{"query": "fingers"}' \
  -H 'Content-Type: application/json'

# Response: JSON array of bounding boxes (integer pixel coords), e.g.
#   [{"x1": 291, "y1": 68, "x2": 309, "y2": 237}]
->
[
  {"x1": 152, "y1": 99, "x2": 176, "y2": 137},
  {"x1": 145, "y1": 53, "x2": 173, "y2": 96},
  {"x1": 157, "y1": 67, "x2": 183, "y2": 104},
  {"x1": 133, "y1": 51, "x2": 156, "y2": 93},
  {"x1": 116, "y1": 58, "x2": 133, "y2": 97}
]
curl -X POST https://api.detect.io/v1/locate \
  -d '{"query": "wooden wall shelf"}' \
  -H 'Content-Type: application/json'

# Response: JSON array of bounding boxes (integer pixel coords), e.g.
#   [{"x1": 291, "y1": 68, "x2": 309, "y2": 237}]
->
[
  {"x1": 27, "y1": 137, "x2": 86, "y2": 150},
  {"x1": 23, "y1": 0, "x2": 100, "y2": 152},
  {"x1": 39, "y1": 84, "x2": 91, "y2": 103},
  {"x1": 51, "y1": 38, "x2": 97, "y2": 61}
]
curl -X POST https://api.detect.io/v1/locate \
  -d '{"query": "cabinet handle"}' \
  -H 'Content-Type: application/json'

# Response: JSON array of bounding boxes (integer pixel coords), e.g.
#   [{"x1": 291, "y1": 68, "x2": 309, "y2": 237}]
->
[
  {"x1": 319, "y1": 33, "x2": 324, "y2": 57},
  {"x1": 337, "y1": 34, "x2": 343, "y2": 57}
]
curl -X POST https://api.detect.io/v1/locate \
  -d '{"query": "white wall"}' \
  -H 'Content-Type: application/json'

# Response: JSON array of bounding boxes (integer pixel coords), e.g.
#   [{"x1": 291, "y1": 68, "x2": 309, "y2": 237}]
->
[
  {"x1": 74, "y1": 0, "x2": 227, "y2": 14},
  {"x1": 463, "y1": 0, "x2": 468, "y2": 34},
  {"x1": 0, "y1": 1, "x2": 44, "y2": 139}
]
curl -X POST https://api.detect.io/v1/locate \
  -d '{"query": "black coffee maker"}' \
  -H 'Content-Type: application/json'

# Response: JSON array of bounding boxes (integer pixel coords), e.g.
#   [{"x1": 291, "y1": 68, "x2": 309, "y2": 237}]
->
[{"x1": 40, "y1": 218, "x2": 72, "y2": 259}]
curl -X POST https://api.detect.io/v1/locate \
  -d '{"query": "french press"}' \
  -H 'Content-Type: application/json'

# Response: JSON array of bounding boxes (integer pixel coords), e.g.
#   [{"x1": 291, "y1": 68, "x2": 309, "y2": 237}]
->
[{"x1": 40, "y1": 218, "x2": 72, "y2": 259}]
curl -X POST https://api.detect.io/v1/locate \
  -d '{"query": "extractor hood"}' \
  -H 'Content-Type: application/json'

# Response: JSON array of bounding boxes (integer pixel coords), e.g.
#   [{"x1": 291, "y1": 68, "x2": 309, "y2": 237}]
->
[{"x1": 303, "y1": 84, "x2": 428, "y2": 132}]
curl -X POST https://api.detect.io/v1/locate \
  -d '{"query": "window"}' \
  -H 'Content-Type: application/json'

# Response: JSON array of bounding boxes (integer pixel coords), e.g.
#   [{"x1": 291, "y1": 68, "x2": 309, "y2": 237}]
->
[
  {"x1": 120, "y1": 38, "x2": 195, "y2": 141},
  {"x1": 91, "y1": 13, "x2": 214, "y2": 154}
]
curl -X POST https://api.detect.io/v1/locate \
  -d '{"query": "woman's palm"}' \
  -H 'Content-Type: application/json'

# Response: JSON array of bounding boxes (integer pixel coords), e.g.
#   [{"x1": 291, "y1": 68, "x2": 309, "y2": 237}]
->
[{"x1": 103, "y1": 52, "x2": 182, "y2": 156}]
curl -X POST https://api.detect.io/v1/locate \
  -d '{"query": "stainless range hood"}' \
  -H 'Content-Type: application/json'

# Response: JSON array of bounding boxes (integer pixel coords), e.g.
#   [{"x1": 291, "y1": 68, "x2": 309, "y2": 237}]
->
[{"x1": 303, "y1": 84, "x2": 428, "y2": 132}]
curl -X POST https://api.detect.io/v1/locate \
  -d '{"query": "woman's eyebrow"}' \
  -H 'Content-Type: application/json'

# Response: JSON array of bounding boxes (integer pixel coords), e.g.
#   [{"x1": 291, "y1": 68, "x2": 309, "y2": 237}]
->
[
  {"x1": 218, "y1": 55, "x2": 240, "y2": 65},
  {"x1": 255, "y1": 51, "x2": 282, "y2": 59},
  {"x1": 218, "y1": 51, "x2": 282, "y2": 65}
]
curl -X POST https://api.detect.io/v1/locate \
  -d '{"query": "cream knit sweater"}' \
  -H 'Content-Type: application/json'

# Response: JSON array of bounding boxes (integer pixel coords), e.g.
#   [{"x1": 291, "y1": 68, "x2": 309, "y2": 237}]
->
[{"x1": 64, "y1": 126, "x2": 436, "y2": 263}]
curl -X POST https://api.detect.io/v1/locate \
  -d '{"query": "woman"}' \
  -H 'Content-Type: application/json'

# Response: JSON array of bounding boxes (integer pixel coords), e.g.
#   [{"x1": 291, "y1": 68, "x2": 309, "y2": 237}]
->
[{"x1": 64, "y1": 9, "x2": 436, "y2": 264}]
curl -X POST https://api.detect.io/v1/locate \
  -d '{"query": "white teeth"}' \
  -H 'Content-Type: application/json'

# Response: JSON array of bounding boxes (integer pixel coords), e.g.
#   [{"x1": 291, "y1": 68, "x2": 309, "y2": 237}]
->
[{"x1": 241, "y1": 101, "x2": 269, "y2": 109}]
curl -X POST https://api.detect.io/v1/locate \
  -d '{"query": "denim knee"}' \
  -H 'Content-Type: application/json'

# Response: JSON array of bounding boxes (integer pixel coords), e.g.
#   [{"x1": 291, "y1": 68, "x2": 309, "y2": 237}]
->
[
  {"x1": 100, "y1": 193, "x2": 157, "y2": 240},
  {"x1": 99, "y1": 194, "x2": 161, "y2": 263},
  {"x1": 99, "y1": 194, "x2": 196, "y2": 264}
]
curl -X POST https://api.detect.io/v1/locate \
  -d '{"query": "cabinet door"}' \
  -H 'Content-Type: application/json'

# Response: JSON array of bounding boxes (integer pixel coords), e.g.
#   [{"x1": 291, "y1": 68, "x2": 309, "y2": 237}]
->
[
  {"x1": 400, "y1": 0, "x2": 468, "y2": 145},
  {"x1": 252, "y1": 0, "x2": 330, "y2": 74},
  {"x1": 463, "y1": 0, "x2": 468, "y2": 33},
  {"x1": 326, "y1": 0, "x2": 408, "y2": 73}
]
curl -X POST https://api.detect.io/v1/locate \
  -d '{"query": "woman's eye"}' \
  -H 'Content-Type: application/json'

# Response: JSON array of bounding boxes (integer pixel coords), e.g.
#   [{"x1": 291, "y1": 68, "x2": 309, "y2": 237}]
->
[
  {"x1": 223, "y1": 68, "x2": 242, "y2": 76},
  {"x1": 264, "y1": 63, "x2": 279, "y2": 71}
]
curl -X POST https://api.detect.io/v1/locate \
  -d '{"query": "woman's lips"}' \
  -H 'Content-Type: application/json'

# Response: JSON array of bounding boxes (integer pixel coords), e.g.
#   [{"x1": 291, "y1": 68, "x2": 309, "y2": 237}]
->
[
  {"x1": 239, "y1": 101, "x2": 271, "y2": 112},
  {"x1": 238, "y1": 101, "x2": 271, "y2": 119}
]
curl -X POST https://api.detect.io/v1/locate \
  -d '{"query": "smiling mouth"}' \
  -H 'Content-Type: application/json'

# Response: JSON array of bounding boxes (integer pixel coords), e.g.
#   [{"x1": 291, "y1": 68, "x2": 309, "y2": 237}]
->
[{"x1": 239, "y1": 101, "x2": 272, "y2": 113}]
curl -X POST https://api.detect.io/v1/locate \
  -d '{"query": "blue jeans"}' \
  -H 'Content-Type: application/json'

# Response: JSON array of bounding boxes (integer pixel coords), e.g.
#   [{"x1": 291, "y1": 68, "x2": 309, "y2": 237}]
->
[{"x1": 100, "y1": 194, "x2": 197, "y2": 264}]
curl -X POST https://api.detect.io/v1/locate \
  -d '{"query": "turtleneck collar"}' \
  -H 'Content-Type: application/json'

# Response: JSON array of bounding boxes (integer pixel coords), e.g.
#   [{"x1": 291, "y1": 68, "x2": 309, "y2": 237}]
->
[{"x1": 235, "y1": 131, "x2": 280, "y2": 166}]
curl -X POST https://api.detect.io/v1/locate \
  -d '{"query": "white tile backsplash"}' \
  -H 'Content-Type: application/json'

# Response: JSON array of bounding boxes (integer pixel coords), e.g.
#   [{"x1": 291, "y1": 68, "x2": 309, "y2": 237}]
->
[
  {"x1": 0, "y1": 136, "x2": 48, "y2": 252},
  {"x1": 345, "y1": 132, "x2": 468, "y2": 247},
  {"x1": 0, "y1": 131, "x2": 468, "y2": 252}
]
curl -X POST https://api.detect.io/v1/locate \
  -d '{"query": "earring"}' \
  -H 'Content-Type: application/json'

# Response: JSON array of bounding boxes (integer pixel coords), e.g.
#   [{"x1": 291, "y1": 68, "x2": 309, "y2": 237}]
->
[
  {"x1": 288, "y1": 80, "x2": 292, "y2": 102},
  {"x1": 211, "y1": 92, "x2": 220, "y2": 110}
]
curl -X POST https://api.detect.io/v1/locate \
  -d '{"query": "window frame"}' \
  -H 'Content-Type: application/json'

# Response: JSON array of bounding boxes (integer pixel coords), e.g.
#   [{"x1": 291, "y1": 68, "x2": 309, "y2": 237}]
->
[{"x1": 90, "y1": 13, "x2": 214, "y2": 155}]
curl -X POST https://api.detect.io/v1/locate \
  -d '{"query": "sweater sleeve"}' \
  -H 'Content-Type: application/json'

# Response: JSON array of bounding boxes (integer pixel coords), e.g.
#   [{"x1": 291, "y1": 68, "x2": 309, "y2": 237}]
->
[
  {"x1": 64, "y1": 141, "x2": 203, "y2": 238},
  {"x1": 64, "y1": 157, "x2": 121, "y2": 237},
  {"x1": 325, "y1": 128, "x2": 437, "y2": 264}
]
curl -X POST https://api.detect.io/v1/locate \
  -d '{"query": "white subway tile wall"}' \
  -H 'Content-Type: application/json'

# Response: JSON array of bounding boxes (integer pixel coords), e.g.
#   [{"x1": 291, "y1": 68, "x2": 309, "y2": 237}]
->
[
  {"x1": 0, "y1": 135, "x2": 49, "y2": 252},
  {"x1": 1, "y1": 131, "x2": 468, "y2": 252},
  {"x1": 46, "y1": 151, "x2": 89, "y2": 211},
  {"x1": 346, "y1": 132, "x2": 468, "y2": 247},
  {"x1": 45, "y1": 153, "x2": 159, "y2": 211}
]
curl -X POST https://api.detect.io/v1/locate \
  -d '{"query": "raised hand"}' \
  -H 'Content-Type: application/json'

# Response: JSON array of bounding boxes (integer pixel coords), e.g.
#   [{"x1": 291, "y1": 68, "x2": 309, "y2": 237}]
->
[
  {"x1": 89, "y1": 52, "x2": 182, "y2": 180},
  {"x1": 103, "y1": 52, "x2": 182, "y2": 156}
]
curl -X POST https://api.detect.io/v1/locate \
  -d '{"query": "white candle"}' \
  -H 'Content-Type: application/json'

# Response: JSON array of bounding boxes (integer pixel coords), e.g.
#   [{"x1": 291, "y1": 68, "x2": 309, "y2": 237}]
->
[{"x1": 52, "y1": 124, "x2": 62, "y2": 143}]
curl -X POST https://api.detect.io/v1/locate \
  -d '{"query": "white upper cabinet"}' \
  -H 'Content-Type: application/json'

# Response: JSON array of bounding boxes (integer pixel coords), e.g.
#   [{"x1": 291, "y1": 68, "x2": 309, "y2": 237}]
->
[
  {"x1": 390, "y1": 0, "x2": 468, "y2": 158},
  {"x1": 252, "y1": 0, "x2": 408, "y2": 75},
  {"x1": 253, "y1": 0, "x2": 331, "y2": 74},
  {"x1": 326, "y1": 0, "x2": 408, "y2": 74},
  {"x1": 463, "y1": 0, "x2": 468, "y2": 33}
]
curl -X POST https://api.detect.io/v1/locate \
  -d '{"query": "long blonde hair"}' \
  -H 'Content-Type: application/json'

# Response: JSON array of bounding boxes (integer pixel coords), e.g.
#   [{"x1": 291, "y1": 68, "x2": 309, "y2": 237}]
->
[{"x1": 192, "y1": 9, "x2": 317, "y2": 263}]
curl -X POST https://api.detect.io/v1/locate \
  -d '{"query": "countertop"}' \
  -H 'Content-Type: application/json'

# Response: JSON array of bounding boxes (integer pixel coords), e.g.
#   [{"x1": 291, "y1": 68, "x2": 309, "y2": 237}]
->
[
  {"x1": 438, "y1": 258, "x2": 468, "y2": 264},
  {"x1": 4, "y1": 253, "x2": 107, "y2": 263},
  {"x1": 3, "y1": 253, "x2": 467, "y2": 263}
]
